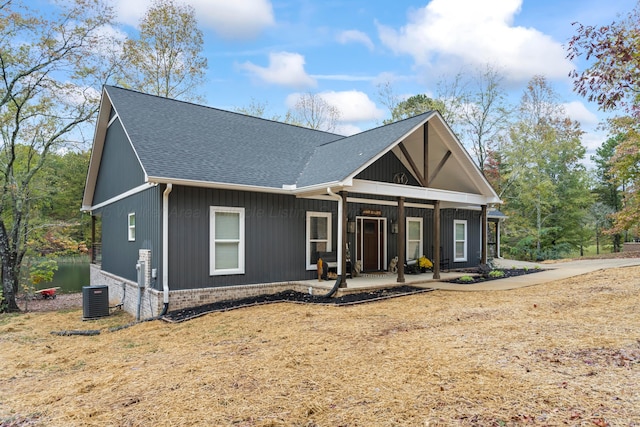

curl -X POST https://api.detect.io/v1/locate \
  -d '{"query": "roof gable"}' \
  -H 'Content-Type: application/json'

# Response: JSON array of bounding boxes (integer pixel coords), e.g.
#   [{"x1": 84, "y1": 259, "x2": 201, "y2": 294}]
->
[
  {"x1": 104, "y1": 86, "x2": 342, "y2": 189},
  {"x1": 295, "y1": 113, "x2": 432, "y2": 188}
]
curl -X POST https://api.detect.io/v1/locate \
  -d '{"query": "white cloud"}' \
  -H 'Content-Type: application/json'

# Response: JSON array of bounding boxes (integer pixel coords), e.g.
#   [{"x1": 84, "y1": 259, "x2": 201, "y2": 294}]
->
[
  {"x1": 190, "y1": 0, "x2": 275, "y2": 39},
  {"x1": 563, "y1": 101, "x2": 599, "y2": 128},
  {"x1": 336, "y1": 30, "x2": 374, "y2": 51},
  {"x1": 320, "y1": 91, "x2": 385, "y2": 122},
  {"x1": 312, "y1": 74, "x2": 375, "y2": 82},
  {"x1": 114, "y1": 0, "x2": 275, "y2": 40},
  {"x1": 377, "y1": 0, "x2": 573, "y2": 83},
  {"x1": 240, "y1": 52, "x2": 317, "y2": 89},
  {"x1": 286, "y1": 90, "x2": 385, "y2": 123}
]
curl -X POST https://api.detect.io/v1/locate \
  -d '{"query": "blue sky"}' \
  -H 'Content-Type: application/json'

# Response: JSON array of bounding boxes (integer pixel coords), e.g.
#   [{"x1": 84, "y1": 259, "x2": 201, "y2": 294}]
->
[{"x1": 43, "y1": 0, "x2": 640, "y2": 161}]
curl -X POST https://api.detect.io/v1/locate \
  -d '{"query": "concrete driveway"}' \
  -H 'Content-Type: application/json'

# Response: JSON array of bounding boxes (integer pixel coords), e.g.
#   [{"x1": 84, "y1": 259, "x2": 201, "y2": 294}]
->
[{"x1": 428, "y1": 257, "x2": 640, "y2": 291}]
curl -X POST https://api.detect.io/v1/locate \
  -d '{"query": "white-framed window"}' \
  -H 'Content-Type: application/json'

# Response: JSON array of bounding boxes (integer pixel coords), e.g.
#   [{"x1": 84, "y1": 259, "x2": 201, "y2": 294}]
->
[
  {"x1": 454, "y1": 220, "x2": 467, "y2": 262},
  {"x1": 210, "y1": 206, "x2": 245, "y2": 276},
  {"x1": 128, "y1": 213, "x2": 136, "y2": 241},
  {"x1": 306, "y1": 212, "x2": 332, "y2": 270},
  {"x1": 406, "y1": 217, "x2": 423, "y2": 260}
]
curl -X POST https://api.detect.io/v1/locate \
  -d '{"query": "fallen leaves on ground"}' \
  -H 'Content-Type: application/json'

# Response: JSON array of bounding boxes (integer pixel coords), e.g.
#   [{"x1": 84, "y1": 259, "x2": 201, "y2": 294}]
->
[{"x1": 1, "y1": 266, "x2": 639, "y2": 426}]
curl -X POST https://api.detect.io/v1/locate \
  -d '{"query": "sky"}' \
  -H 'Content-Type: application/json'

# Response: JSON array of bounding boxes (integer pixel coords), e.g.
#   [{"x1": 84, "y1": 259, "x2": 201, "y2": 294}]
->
[{"x1": 43, "y1": 0, "x2": 639, "y2": 164}]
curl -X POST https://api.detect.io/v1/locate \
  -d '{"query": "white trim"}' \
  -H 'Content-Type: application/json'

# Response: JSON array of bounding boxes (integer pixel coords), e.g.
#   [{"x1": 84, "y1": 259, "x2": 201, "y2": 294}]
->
[
  {"x1": 82, "y1": 183, "x2": 156, "y2": 212},
  {"x1": 350, "y1": 179, "x2": 501, "y2": 205},
  {"x1": 306, "y1": 211, "x2": 332, "y2": 270},
  {"x1": 103, "y1": 90, "x2": 149, "y2": 182},
  {"x1": 82, "y1": 88, "x2": 150, "y2": 209},
  {"x1": 148, "y1": 176, "x2": 338, "y2": 196},
  {"x1": 355, "y1": 216, "x2": 387, "y2": 271},
  {"x1": 127, "y1": 213, "x2": 136, "y2": 241},
  {"x1": 300, "y1": 194, "x2": 434, "y2": 209},
  {"x1": 343, "y1": 113, "x2": 436, "y2": 182},
  {"x1": 210, "y1": 206, "x2": 245, "y2": 276},
  {"x1": 107, "y1": 113, "x2": 118, "y2": 127},
  {"x1": 406, "y1": 217, "x2": 423, "y2": 260},
  {"x1": 162, "y1": 184, "x2": 172, "y2": 305},
  {"x1": 454, "y1": 220, "x2": 467, "y2": 262}
]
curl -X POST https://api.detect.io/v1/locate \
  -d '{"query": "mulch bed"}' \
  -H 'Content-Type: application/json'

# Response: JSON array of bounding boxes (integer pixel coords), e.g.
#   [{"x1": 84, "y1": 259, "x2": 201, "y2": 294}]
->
[
  {"x1": 163, "y1": 285, "x2": 433, "y2": 323},
  {"x1": 446, "y1": 267, "x2": 543, "y2": 284}
]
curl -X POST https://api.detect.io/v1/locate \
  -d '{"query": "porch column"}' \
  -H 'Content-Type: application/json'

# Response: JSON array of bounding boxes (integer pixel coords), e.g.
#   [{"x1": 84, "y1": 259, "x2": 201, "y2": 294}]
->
[
  {"x1": 481, "y1": 205, "x2": 488, "y2": 264},
  {"x1": 433, "y1": 200, "x2": 441, "y2": 280},
  {"x1": 497, "y1": 220, "x2": 501, "y2": 258},
  {"x1": 340, "y1": 191, "x2": 348, "y2": 288},
  {"x1": 397, "y1": 196, "x2": 405, "y2": 283}
]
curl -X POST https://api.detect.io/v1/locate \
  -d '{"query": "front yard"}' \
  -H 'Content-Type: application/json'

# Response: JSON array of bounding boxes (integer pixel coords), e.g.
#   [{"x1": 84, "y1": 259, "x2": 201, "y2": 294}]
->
[{"x1": 1, "y1": 266, "x2": 639, "y2": 426}]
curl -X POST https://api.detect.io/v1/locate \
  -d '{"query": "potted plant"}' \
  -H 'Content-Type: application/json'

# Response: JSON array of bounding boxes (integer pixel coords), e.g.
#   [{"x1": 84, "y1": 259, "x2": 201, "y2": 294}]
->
[{"x1": 418, "y1": 256, "x2": 433, "y2": 272}]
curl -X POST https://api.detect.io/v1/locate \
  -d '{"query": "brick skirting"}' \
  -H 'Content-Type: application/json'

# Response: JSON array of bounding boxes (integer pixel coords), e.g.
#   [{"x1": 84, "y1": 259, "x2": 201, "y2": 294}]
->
[{"x1": 90, "y1": 265, "x2": 321, "y2": 319}]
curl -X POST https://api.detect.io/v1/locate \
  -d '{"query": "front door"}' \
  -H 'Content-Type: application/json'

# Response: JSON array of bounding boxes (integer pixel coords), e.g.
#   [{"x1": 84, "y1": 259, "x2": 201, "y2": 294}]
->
[{"x1": 356, "y1": 217, "x2": 387, "y2": 272}]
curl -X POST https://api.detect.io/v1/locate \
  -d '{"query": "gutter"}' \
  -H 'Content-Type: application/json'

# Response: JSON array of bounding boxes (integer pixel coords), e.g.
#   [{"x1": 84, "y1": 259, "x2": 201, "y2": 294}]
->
[{"x1": 160, "y1": 183, "x2": 172, "y2": 316}]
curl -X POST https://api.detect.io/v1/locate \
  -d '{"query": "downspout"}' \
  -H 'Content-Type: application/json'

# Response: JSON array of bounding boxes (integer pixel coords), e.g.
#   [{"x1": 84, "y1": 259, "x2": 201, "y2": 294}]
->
[
  {"x1": 160, "y1": 183, "x2": 172, "y2": 316},
  {"x1": 324, "y1": 187, "x2": 343, "y2": 298}
]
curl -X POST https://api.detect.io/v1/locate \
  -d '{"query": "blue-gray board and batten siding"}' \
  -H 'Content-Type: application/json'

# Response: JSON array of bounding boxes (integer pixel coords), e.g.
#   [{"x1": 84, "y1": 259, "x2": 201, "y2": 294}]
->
[
  {"x1": 166, "y1": 185, "x2": 482, "y2": 291},
  {"x1": 92, "y1": 118, "x2": 146, "y2": 204},
  {"x1": 94, "y1": 185, "x2": 163, "y2": 286},
  {"x1": 92, "y1": 184, "x2": 482, "y2": 291}
]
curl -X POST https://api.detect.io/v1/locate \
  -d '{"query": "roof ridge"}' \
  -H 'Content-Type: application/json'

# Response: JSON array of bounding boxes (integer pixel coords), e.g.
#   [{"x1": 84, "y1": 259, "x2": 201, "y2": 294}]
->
[
  {"x1": 104, "y1": 85, "x2": 345, "y2": 138},
  {"x1": 315, "y1": 110, "x2": 435, "y2": 148}
]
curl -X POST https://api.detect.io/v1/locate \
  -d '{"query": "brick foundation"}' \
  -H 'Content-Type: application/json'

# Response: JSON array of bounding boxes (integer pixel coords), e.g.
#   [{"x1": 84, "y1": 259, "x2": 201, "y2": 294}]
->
[{"x1": 90, "y1": 264, "x2": 327, "y2": 318}]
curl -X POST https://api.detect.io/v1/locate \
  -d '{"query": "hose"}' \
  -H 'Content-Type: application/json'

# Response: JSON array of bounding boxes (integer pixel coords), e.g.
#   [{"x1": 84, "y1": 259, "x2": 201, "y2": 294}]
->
[{"x1": 320, "y1": 275, "x2": 342, "y2": 298}]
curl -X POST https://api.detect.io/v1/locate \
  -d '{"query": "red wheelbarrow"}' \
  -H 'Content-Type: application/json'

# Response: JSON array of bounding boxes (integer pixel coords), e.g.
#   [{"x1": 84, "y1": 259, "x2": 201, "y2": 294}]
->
[{"x1": 34, "y1": 287, "x2": 60, "y2": 299}]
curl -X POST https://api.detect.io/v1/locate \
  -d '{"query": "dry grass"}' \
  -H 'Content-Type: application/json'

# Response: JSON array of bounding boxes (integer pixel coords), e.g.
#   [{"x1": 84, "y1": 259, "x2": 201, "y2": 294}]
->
[{"x1": 1, "y1": 266, "x2": 639, "y2": 426}]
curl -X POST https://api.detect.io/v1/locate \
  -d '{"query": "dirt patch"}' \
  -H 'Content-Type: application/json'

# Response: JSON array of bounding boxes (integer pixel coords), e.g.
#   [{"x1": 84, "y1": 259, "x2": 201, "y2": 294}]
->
[
  {"x1": 15, "y1": 293, "x2": 82, "y2": 313},
  {"x1": 1, "y1": 265, "x2": 639, "y2": 426}
]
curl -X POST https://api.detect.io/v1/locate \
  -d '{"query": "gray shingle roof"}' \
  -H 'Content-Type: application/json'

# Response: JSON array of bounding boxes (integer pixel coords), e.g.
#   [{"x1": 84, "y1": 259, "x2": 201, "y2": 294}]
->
[
  {"x1": 295, "y1": 113, "x2": 433, "y2": 187},
  {"x1": 104, "y1": 86, "x2": 434, "y2": 190},
  {"x1": 105, "y1": 86, "x2": 344, "y2": 189}
]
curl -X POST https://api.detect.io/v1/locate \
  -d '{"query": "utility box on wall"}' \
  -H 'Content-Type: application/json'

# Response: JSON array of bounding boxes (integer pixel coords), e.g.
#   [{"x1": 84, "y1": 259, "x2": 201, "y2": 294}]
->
[{"x1": 83, "y1": 285, "x2": 109, "y2": 319}]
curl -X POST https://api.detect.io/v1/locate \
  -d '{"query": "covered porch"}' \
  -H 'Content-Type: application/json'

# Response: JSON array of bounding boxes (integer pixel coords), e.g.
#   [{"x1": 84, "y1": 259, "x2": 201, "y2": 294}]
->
[{"x1": 297, "y1": 113, "x2": 501, "y2": 291}]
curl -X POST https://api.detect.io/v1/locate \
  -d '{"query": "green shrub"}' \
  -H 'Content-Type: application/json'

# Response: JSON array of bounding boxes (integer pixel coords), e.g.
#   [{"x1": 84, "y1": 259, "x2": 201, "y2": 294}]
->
[
  {"x1": 459, "y1": 275, "x2": 475, "y2": 283},
  {"x1": 488, "y1": 270, "x2": 505, "y2": 278}
]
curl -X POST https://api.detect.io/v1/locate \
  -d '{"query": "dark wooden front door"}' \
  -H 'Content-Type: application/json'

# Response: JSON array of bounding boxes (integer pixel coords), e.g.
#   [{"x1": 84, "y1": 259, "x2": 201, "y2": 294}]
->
[{"x1": 360, "y1": 218, "x2": 385, "y2": 271}]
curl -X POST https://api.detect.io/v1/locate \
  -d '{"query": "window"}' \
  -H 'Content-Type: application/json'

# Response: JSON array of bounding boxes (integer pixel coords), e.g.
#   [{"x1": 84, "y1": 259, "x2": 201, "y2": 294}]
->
[
  {"x1": 128, "y1": 213, "x2": 136, "y2": 241},
  {"x1": 210, "y1": 207, "x2": 245, "y2": 275},
  {"x1": 406, "y1": 217, "x2": 423, "y2": 260},
  {"x1": 454, "y1": 220, "x2": 467, "y2": 262},
  {"x1": 306, "y1": 212, "x2": 332, "y2": 270}
]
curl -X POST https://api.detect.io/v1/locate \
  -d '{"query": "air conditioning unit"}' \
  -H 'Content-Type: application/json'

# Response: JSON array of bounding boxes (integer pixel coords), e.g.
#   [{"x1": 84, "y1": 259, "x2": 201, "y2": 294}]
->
[{"x1": 83, "y1": 285, "x2": 109, "y2": 319}]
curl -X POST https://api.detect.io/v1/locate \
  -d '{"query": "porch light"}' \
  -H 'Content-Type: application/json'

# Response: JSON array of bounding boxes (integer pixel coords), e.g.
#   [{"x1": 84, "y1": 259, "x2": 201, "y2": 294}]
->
[
  {"x1": 347, "y1": 220, "x2": 356, "y2": 234},
  {"x1": 391, "y1": 221, "x2": 399, "y2": 234}
]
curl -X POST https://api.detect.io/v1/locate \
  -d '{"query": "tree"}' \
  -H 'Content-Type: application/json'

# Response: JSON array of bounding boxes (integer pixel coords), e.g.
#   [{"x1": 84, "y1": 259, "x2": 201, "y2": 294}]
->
[
  {"x1": 1, "y1": 0, "x2": 117, "y2": 312},
  {"x1": 591, "y1": 135, "x2": 624, "y2": 250},
  {"x1": 567, "y1": 4, "x2": 640, "y2": 118},
  {"x1": 568, "y1": 4, "x2": 640, "y2": 236},
  {"x1": 235, "y1": 98, "x2": 298, "y2": 125},
  {"x1": 605, "y1": 117, "x2": 640, "y2": 238},
  {"x1": 501, "y1": 76, "x2": 591, "y2": 260},
  {"x1": 458, "y1": 65, "x2": 511, "y2": 173},
  {"x1": 289, "y1": 93, "x2": 340, "y2": 132},
  {"x1": 122, "y1": 0, "x2": 207, "y2": 101},
  {"x1": 384, "y1": 94, "x2": 448, "y2": 125}
]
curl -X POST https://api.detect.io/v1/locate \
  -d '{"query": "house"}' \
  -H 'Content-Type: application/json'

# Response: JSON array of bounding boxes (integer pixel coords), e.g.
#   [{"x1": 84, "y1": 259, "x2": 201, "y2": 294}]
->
[{"x1": 82, "y1": 86, "x2": 503, "y2": 318}]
